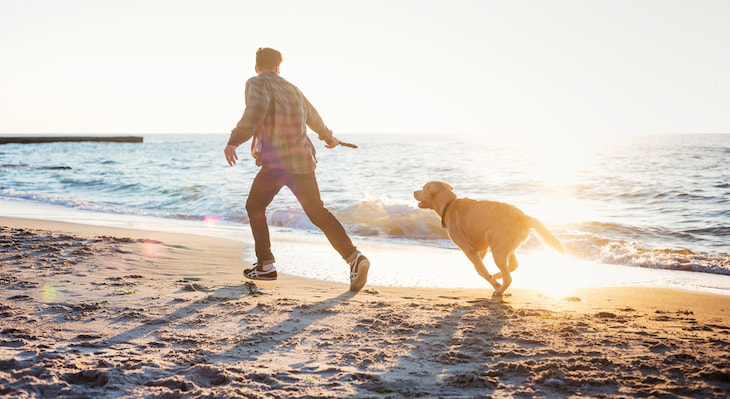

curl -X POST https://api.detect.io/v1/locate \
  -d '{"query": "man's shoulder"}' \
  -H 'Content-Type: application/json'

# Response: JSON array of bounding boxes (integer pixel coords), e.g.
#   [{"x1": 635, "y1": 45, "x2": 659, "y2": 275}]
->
[
  {"x1": 246, "y1": 75, "x2": 267, "y2": 86},
  {"x1": 246, "y1": 74, "x2": 303, "y2": 98},
  {"x1": 260, "y1": 73, "x2": 300, "y2": 88},
  {"x1": 245, "y1": 75, "x2": 278, "y2": 94}
]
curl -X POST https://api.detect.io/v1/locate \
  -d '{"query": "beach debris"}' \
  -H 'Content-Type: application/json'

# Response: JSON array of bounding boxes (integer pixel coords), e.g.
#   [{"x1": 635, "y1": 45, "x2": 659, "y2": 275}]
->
[
  {"x1": 7, "y1": 294, "x2": 32, "y2": 301},
  {"x1": 76, "y1": 333, "x2": 103, "y2": 340},
  {"x1": 245, "y1": 281, "x2": 263, "y2": 297},
  {"x1": 564, "y1": 296, "x2": 581, "y2": 302},
  {"x1": 182, "y1": 283, "x2": 209, "y2": 292},
  {"x1": 595, "y1": 311, "x2": 617, "y2": 319}
]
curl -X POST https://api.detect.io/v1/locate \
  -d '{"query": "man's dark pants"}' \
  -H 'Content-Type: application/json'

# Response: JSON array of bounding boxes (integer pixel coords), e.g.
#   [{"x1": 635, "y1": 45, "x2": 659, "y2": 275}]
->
[{"x1": 245, "y1": 167, "x2": 357, "y2": 265}]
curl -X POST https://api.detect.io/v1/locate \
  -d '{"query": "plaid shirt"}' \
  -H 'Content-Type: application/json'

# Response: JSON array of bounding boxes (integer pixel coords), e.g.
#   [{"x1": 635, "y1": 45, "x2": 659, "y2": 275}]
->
[{"x1": 228, "y1": 72, "x2": 334, "y2": 174}]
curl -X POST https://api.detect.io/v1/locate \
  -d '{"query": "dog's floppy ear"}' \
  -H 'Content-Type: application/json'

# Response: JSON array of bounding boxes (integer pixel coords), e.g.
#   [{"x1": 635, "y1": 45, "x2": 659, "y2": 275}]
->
[{"x1": 432, "y1": 181, "x2": 453, "y2": 193}]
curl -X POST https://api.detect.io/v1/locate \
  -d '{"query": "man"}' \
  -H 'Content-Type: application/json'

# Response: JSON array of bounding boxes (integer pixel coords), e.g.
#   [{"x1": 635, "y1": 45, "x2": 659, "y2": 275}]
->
[{"x1": 224, "y1": 47, "x2": 370, "y2": 292}]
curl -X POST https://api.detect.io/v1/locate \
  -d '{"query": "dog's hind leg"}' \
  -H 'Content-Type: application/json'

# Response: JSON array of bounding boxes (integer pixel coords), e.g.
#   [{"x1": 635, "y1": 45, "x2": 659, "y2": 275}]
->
[
  {"x1": 491, "y1": 251, "x2": 513, "y2": 296},
  {"x1": 464, "y1": 252, "x2": 502, "y2": 292},
  {"x1": 493, "y1": 254, "x2": 519, "y2": 279}
]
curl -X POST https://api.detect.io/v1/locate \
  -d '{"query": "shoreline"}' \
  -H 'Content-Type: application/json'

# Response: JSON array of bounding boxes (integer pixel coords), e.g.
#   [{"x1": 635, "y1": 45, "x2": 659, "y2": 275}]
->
[
  {"x1": 2, "y1": 198, "x2": 729, "y2": 297},
  {"x1": 1, "y1": 217, "x2": 729, "y2": 397}
]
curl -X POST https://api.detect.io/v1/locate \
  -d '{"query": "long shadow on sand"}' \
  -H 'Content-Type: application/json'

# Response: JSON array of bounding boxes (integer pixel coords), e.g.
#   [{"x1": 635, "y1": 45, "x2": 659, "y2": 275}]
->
[
  {"x1": 213, "y1": 290, "x2": 359, "y2": 363},
  {"x1": 347, "y1": 297, "x2": 511, "y2": 396}
]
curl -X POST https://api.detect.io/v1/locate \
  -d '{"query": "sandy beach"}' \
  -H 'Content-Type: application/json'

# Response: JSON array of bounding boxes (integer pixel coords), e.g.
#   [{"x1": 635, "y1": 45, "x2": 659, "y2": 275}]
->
[{"x1": 1, "y1": 217, "x2": 729, "y2": 398}]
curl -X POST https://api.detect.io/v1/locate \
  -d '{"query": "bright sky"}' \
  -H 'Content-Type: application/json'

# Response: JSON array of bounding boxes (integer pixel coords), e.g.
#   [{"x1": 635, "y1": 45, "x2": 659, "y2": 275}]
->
[{"x1": 1, "y1": 0, "x2": 729, "y2": 137}]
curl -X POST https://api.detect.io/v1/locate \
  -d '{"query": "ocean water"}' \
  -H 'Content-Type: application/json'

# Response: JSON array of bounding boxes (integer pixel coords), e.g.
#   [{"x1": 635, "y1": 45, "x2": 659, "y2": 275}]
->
[{"x1": 1, "y1": 133, "x2": 729, "y2": 292}]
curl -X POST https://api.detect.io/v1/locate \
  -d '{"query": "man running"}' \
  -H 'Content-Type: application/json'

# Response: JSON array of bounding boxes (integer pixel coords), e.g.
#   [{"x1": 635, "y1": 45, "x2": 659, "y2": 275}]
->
[{"x1": 224, "y1": 47, "x2": 370, "y2": 292}]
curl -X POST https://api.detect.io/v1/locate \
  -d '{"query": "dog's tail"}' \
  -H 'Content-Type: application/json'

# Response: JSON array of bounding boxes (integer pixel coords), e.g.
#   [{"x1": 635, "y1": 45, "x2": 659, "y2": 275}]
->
[{"x1": 528, "y1": 217, "x2": 566, "y2": 254}]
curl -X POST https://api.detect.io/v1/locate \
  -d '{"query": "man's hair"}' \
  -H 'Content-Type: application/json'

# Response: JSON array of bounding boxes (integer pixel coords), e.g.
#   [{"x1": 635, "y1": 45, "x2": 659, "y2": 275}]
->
[{"x1": 256, "y1": 47, "x2": 283, "y2": 70}]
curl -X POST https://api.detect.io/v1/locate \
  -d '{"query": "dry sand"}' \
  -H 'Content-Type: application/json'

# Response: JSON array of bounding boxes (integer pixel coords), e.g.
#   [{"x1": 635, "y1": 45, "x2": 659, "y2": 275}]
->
[{"x1": 1, "y1": 217, "x2": 729, "y2": 398}]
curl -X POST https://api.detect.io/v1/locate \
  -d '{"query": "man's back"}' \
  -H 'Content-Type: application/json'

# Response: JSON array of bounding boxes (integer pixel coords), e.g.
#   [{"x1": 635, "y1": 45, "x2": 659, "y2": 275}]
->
[
  {"x1": 231, "y1": 71, "x2": 332, "y2": 174},
  {"x1": 247, "y1": 72, "x2": 314, "y2": 172}
]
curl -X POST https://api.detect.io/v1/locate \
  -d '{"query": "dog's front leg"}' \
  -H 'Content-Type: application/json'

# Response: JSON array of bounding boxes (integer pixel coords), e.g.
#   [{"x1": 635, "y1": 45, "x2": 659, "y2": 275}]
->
[{"x1": 465, "y1": 252, "x2": 502, "y2": 292}]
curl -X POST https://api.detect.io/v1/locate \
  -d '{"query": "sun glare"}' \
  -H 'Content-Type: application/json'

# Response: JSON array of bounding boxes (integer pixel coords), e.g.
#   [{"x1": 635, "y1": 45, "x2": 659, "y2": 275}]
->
[
  {"x1": 530, "y1": 134, "x2": 595, "y2": 189},
  {"x1": 520, "y1": 133, "x2": 603, "y2": 224},
  {"x1": 515, "y1": 253, "x2": 598, "y2": 298},
  {"x1": 531, "y1": 195, "x2": 600, "y2": 226}
]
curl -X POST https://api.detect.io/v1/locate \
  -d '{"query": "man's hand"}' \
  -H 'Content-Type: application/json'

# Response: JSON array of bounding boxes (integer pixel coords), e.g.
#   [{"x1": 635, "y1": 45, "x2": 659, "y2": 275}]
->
[
  {"x1": 325, "y1": 137, "x2": 340, "y2": 149},
  {"x1": 224, "y1": 144, "x2": 239, "y2": 166}
]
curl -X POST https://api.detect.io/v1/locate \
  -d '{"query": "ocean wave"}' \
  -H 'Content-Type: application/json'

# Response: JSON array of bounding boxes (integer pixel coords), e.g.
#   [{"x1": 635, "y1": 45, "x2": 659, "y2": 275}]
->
[
  {"x1": 560, "y1": 227, "x2": 730, "y2": 276},
  {"x1": 568, "y1": 236, "x2": 730, "y2": 275},
  {"x1": 0, "y1": 189, "x2": 145, "y2": 216},
  {"x1": 339, "y1": 200, "x2": 448, "y2": 241},
  {"x1": 1, "y1": 188, "x2": 96, "y2": 208},
  {"x1": 684, "y1": 226, "x2": 730, "y2": 237},
  {"x1": 265, "y1": 200, "x2": 450, "y2": 242}
]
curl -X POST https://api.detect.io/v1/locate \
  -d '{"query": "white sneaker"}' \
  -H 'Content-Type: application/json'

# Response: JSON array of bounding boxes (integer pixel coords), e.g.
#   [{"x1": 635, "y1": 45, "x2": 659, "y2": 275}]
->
[
  {"x1": 348, "y1": 253, "x2": 370, "y2": 292},
  {"x1": 243, "y1": 262, "x2": 277, "y2": 281}
]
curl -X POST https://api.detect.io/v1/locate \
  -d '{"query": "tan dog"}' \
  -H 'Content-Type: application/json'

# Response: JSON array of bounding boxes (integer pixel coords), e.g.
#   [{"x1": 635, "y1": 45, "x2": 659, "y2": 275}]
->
[{"x1": 414, "y1": 181, "x2": 565, "y2": 296}]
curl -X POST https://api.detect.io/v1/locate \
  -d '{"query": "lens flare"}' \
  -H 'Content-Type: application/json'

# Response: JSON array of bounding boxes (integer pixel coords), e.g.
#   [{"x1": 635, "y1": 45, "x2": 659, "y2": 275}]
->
[
  {"x1": 141, "y1": 239, "x2": 167, "y2": 259},
  {"x1": 203, "y1": 215, "x2": 221, "y2": 227},
  {"x1": 41, "y1": 285, "x2": 58, "y2": 302}
]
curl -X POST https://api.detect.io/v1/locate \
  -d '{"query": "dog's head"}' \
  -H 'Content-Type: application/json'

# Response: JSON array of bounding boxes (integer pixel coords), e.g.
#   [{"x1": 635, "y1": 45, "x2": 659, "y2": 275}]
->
[{"x1": 413, "y1": 181, "x2": 455, "y2": 210}]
